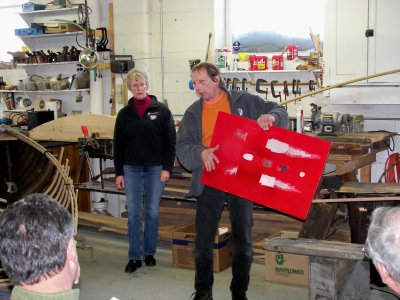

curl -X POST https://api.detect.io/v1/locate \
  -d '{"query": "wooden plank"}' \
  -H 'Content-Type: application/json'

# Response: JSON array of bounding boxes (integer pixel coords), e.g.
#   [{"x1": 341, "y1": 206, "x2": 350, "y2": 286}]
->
[
  {"x1": 316, "y1": 131, "x2": 395, "y2": 144},
  {"x1": 337, "y1": 182, "x2": 400, "y2": 194},
  {"x1": 0, "y1": 132, "x2": 18, "y2": 141},
  {"x1": 335, "y1": 152, "x2": 376, "y2": 175},
  {"x1": 299, "y1": 203, "x2": 338, "y2": 239},
  {"x1": 314, "y1": 196, "x2": 400, "y2": 203},
  {"x1": 109, "y1": 3, "x2": 116, "y2": 116},
  {"x1": 29, "y1": 114, "x2": 116, "y2": 142},
  {"x1": 264, "y1": 238, "x2": 365, "y2": 260}
]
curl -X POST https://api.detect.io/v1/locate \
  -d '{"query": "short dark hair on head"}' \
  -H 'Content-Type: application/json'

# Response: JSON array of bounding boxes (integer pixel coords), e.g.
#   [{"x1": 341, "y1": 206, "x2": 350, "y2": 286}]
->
[
  {"x1": 0, "y1": 193, "x2": 74, "y2": 285},
  {"x1": 191, "y1": 62, "x2": 225, "y2": 88}
]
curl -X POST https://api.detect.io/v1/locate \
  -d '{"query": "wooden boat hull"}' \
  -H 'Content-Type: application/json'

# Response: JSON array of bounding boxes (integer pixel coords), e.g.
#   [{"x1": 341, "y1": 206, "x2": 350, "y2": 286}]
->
[{"x1": 0, "y1": 125, "x2": 78, "y2": 231}]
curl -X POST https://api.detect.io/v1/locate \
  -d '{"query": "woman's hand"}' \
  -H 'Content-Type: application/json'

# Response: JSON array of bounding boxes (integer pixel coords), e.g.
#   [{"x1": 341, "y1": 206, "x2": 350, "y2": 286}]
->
[
  {"x1": 116, "y1": 175, "x2": 125, "y2": 190},
  {"x1": 160, "y1": 170, "x2": 170, "y2": 183}
]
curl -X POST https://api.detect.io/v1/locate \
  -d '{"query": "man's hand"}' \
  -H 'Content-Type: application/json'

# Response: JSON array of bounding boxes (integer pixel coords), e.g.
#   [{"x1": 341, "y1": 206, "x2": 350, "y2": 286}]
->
[
  {"x1": 201, "y1": 145, "x2": 220, "y2": 172},
  {"x1": 116, "y1": 175, "x2": 124, "y2": 190},
  {"x1": 257, "y1": 114, "x2": 276, "y2": 130}
]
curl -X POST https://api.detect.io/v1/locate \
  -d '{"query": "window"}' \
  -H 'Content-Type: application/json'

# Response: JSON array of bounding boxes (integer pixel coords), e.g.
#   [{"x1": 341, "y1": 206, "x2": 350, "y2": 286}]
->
[
  {"x1": 228, "y1": 0, "x2": 326, "y2": 53},
  {"x1": 0, "y1": 2, "x2": 27, "y2": 62}
]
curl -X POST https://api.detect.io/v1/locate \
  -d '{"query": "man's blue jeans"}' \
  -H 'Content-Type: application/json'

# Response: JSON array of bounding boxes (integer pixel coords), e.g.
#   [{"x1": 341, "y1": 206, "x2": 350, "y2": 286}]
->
[
  {"x1": 123, "y1": 165, "x2": 165, "y2": 260},
  {"x1": 194, "y1": 186, "x2": 253, "y2": 296}
]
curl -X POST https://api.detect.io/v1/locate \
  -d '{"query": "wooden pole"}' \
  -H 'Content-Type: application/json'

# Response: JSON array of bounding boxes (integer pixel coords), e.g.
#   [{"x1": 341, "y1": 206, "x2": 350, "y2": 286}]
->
[
  {"x1": 313, "y1": 196, "x2": 400, "y2": 203},
  {"x1": 281, "y1": 68, "x2": 400, "y2": 106}
]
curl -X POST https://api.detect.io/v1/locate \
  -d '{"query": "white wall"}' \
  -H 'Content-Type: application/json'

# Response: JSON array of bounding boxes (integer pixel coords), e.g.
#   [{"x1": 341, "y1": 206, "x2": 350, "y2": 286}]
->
[{"x1": 113, "y1": 0, "x2": 214, "y2": 116}]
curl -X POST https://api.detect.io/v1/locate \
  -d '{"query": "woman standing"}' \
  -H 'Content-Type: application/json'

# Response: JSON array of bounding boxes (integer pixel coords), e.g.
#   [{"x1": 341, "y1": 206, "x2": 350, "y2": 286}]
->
[{"x1": 113, "y1": 69, "x2": 176, "y2": 273}]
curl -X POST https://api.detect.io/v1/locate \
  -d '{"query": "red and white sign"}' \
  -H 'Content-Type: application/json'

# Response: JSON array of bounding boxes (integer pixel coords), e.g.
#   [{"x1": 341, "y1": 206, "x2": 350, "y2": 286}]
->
[{"x1": 201, "y1": 112, "x2": 331, "y2": 220}]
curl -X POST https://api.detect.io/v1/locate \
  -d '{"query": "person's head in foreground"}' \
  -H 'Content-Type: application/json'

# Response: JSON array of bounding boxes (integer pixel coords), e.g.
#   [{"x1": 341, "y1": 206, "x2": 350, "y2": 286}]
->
[
  {"x1": 0, "y1": 193, "x2": 80, "y2": 295},
  {"x1": 365, "y1": 206, "x2": 400, "y2": 294}
]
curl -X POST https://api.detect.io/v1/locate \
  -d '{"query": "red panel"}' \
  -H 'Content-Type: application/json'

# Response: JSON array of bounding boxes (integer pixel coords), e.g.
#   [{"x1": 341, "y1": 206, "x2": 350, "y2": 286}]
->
[{"x1": 201, "y1": 112, "x2": 331, "y2": 220}]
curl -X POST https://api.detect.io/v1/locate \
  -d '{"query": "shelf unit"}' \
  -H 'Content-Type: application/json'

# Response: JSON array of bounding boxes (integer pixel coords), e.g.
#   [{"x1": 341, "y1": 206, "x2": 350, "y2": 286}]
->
[
  {"x1": 0, "y1": 89, "x2": 89, "y2": 94},
  {"x1": 18, "y1": 31, "x2": 83, "y2": 39},
  {"x1": 12, "y1": 6, "x2": 91, "y2": 115}
]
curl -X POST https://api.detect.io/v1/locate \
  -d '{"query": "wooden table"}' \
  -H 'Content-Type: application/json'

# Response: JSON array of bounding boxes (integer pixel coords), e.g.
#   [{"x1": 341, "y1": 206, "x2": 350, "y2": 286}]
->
[{"x1": 316, "y1": 131, "x2": 396, "y2": 182}]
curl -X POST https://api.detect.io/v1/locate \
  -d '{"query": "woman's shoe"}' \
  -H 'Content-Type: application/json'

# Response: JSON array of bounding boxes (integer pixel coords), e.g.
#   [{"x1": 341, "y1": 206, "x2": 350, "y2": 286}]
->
[
  {"x1": 125, "y1": 259, "x2": 142, "y2": 273},
  {"x1": 144, "y1": 255, "x2": 156, "y2": 266}
]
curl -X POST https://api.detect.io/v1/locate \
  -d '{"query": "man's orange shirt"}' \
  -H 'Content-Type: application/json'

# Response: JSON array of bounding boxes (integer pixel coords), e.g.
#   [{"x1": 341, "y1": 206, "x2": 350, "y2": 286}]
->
[{"x1": 202, "y1": 91, "x2": 231, "y2": 147}]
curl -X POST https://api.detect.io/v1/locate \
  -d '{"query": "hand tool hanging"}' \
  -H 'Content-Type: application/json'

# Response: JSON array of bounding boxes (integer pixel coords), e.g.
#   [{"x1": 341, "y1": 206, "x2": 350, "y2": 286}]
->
[
  {"x1": 241, "y1": 78, "x2": 248, "y2": 91},
  {"x1": 256, "y1": 79, "x2": 268, "y2": 99},
  {"x1": 232, "y1": 78, "x2": 240, "y2": 90},
  {"x1": 224, "y1": 78, "x2": 232, "y2": 90},
  {"x1": 283, "y1": 80, "x2": 289, "y2": 100},
  {"x1": 292, "y1": 79, "x2": 301, "y2": 103},
  {"x1": 270, "y1": 80, "x2": 281, "y2": 102}
]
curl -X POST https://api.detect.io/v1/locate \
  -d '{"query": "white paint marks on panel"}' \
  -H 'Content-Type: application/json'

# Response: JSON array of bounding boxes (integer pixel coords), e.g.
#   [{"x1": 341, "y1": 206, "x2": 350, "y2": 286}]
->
[
  {"x1": 224, "y1": 166, "x2": 239, "y2": 176},
  {"x1": 259, "y1": 174, "x2": 300, "y2": 192},
  {"x1": 235, "y1": 129, "x2": 248, "y2": 141},
  {"x1": 259, "y1": 174, "x2": 276, "y2": 187},
  {"x1": 265, "y1": 139, "x2": 319, "y2": 159},
  {"x1": 243, "y1": 153, "x2": 254, "y2": 161}
]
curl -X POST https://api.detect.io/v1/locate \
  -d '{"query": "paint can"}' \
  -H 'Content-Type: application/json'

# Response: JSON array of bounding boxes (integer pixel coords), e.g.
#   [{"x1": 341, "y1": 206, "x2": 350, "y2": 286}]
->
[
  {"x1": 249, "y1": 55, "x2": 258, "y2": 71},
  {"x1": 272, "y1": 55, "x2": 283, "y2": 70},
  {"x1": 256, "y1": 56, "x2": 268, "y2": 70},
  {"x1": 287, "y1": 45, "x2": 298, "y2": 60}
]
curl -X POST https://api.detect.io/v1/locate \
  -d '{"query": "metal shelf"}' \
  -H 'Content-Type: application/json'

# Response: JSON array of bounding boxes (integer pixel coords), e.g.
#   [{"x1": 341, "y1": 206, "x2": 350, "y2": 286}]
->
[
  {"x1": 19, "y1": 31, "x2": 83, "y2": 39},
  {"x1": 0, "y1": 89, "x2": 89, "y2": 94},
  {"x1": 18, "y1": 7, "x2": 79, "y2": 16},
  {"x1": 16, "y1": 61, "x2": 80, "y2": 67}
]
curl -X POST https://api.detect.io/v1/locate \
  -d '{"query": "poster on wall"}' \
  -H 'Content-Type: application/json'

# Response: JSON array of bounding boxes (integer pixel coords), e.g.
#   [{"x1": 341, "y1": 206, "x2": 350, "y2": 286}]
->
[{"x1": 201, "y1": 112, "x2": 331, "y2": 220}]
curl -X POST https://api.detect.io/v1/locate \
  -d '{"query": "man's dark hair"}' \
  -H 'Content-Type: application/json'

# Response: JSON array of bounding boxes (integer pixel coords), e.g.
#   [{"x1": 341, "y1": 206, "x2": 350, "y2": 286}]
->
[
  {"x1": 191, "y1": 61, "x2": 225, "y2": 88},
  {"x1": 0, "y1": 193, "x2": 74, "y2": 285}
]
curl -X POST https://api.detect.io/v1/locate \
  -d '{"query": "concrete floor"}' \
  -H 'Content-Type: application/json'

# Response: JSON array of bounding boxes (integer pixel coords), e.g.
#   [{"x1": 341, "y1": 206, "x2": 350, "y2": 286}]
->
[{"x1": 76, "y1": 227, "x2": 397, "y2": 300}]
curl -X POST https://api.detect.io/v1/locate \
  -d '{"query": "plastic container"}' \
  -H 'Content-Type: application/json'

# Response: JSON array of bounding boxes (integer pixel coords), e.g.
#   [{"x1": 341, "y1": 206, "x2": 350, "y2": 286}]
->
[
  {"x1": 296, "y1": 106, "x2": 304, "y2": 133},
  {"x1": 22, "y1": 3, "x2": 46, "y2": 12},
  {"x1": 15, "y1": 27, "x2": 44, "y2": 36}
]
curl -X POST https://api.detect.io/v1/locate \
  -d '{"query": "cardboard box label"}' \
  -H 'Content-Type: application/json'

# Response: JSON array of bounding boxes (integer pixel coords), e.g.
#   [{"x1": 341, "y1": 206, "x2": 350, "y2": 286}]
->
[
  {"x1": 265, "y1": 251, "x2": 309, "y2": 286},
  {"x1": 264, "y1": 231, "x2": 309, "y2": 286}
]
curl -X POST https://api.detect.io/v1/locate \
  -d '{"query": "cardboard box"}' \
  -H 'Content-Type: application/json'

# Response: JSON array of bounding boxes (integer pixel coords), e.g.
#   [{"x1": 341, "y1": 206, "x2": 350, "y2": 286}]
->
[
  {"x1": 172, "y1": 224, "x2": 232, "y2": 272},
  {"x1": 265, "y1": 231, "x2": 309, "y2": 286}
]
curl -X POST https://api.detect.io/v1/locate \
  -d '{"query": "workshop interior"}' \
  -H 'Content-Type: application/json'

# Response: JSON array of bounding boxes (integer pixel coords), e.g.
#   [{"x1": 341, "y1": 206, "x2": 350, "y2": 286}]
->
[{"x1": 1, "y1": 0, "x2": 400, "y2": 299}]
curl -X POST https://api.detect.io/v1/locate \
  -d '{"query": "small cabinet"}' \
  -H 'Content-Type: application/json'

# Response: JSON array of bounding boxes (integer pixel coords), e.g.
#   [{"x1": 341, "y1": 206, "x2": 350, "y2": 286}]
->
[{"x1": 324, "y1": 0, "x2": 400, "y2": 104}]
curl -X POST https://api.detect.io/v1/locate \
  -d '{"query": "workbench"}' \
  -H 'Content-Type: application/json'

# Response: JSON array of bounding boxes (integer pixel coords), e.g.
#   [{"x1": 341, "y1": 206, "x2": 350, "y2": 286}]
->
[
  {"x1": 318, "y1": 130, "x2": 396, "y2": 182},
  {"x1": 264, "y1": 238, "x2": 370, "y2": 300}
]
